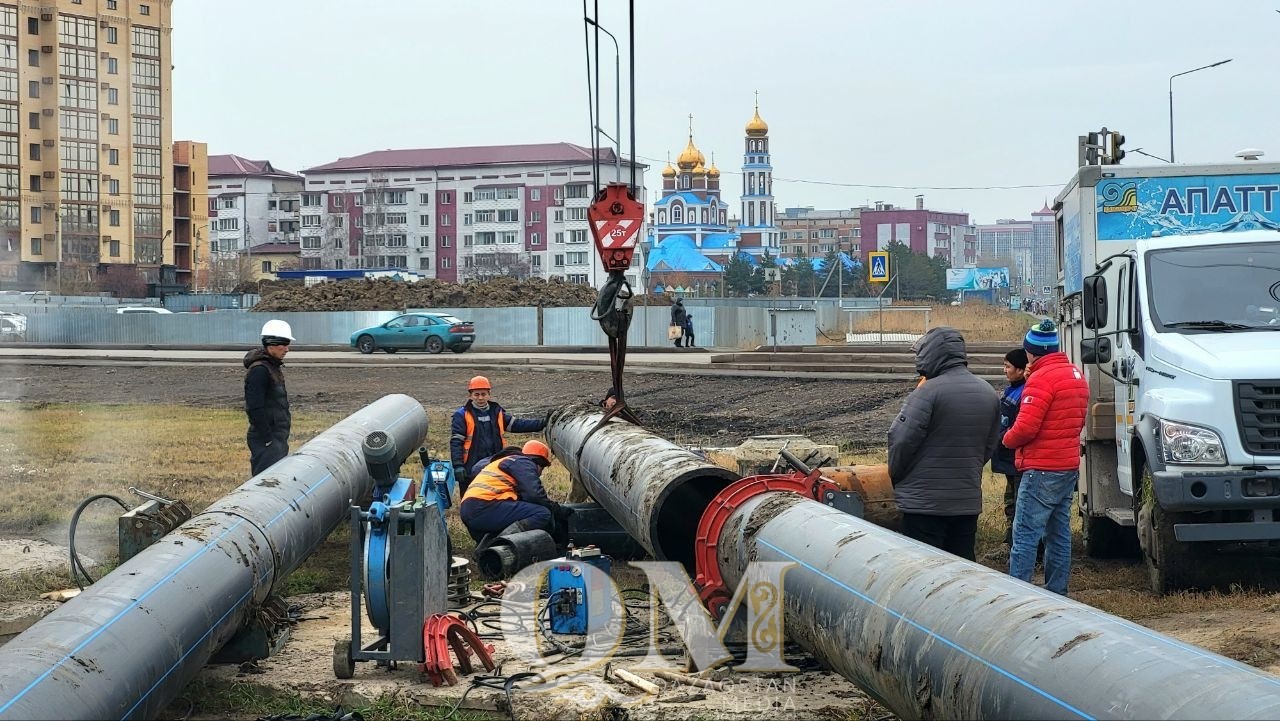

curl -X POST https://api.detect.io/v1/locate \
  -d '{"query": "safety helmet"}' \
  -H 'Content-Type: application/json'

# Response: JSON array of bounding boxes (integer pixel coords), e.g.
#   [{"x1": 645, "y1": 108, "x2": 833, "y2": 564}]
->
[
  {"x1": 468, "y1": 375, "x2": 492, "y2": 392},
  {"x1": 522, "y1": 440, "x2": 552, "y2": 465},
  {"x1": 260, "y1": 319, "x2": 295, "y2": 345}
]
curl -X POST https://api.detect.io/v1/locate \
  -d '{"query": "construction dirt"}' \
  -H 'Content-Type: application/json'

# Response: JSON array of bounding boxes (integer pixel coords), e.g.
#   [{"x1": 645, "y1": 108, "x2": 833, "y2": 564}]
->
[
  {"x1": 0, "y1": 363, "x2": 912, "y2": 452},
  {"x1": 248, "y1": 277, "x2": 673, "y2": 312}
]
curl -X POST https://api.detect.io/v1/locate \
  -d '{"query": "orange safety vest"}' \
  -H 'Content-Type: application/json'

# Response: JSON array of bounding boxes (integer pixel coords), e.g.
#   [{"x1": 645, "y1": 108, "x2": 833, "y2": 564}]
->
[
  {"x1": 462, "y1": 459, "x2": 518, "y2": 503},
  {"x1": 462, "y1": 407, "x2": 506, "y2": 465}
]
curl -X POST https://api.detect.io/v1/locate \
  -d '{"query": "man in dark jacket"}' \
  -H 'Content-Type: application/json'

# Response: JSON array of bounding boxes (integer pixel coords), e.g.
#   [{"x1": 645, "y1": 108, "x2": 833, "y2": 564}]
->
[
  {"x1": 459, "y1": 440, "x2": 561, "y2": 540},
  {"x1": 1003, "y1": 320, "x2": 1089, "y2": 595},
  {"x1": 450, "y1": 375, "x2": 546, "y2": 496},
  {"x1": 244, "y1": 319, "x2": 294, "y2": 476},
  {"x1": 994, "y1": 348, "x2": 1028, "y2": 544},
  {"x1": 670, "y1": 298, "x2": 687, "y2": 348},
  {"x1": 888, "y1": 327, "x2": 1001, "y2": 560}
]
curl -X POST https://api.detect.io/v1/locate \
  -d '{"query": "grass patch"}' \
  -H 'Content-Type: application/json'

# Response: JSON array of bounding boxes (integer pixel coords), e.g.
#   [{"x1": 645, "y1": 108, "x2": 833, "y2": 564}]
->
[
  {"x1": 176, "y1": 676, "x2": 497, "y2": 721},
  {"x1": 839, "y1": 302, "x2": 1033, "y2": 343}
]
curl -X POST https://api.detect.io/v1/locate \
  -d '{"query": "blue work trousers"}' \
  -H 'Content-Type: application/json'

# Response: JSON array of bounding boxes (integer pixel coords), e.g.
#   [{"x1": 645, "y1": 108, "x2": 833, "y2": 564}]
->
[{"x1": 459, "y1": 498, "x2": 551, "y2": 536}]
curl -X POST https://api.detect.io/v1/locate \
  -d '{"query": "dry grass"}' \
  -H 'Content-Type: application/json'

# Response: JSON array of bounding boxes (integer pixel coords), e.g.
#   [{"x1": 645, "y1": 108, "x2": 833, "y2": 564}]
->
[{"x1": 840, "y1": 303, "x2": 1033, "y2": 343}]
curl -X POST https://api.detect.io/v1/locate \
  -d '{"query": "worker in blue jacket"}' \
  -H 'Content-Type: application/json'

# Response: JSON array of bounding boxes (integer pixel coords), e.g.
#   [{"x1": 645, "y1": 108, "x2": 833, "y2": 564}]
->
[
  {"x1": 450, "y1": 375, "x2": 546, "y2": 496},
  {"x1": 993, "y1": 348, "x2": 1028, "y2": 545}
]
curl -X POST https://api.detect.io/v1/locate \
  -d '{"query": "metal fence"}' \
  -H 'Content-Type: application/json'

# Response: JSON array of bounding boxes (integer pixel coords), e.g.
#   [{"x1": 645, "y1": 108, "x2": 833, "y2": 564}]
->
[{"x1": 6, "y1": 303, "x2": 817, "y2": 348}]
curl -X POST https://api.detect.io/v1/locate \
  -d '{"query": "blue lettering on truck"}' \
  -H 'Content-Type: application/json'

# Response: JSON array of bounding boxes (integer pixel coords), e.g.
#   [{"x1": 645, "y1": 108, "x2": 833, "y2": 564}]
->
[{"x1": 1097, "y1": 174, "x2": 1280, "y2": 240}]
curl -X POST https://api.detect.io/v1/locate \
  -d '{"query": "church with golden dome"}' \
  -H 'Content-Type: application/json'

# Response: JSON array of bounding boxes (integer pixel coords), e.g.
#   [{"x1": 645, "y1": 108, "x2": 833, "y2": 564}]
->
[{"x1": 645, "y1": 101, "x2": 781, "y2": 291}]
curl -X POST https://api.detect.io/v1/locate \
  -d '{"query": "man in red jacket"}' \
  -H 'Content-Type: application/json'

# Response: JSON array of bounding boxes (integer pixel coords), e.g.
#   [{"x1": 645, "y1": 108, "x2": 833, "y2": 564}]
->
[{"x1": 1002, "y1": 319, "x2": 1089, "y2": 595}]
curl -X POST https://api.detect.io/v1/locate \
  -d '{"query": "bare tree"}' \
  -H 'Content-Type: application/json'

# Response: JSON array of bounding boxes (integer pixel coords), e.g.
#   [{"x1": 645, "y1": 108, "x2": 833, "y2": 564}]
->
[
  {"x1": 362, "y1": 172, "x2": 389, "y2": 270},
  {"x1": 467, "y1": 250, "x2": 531, "y2": 281}
]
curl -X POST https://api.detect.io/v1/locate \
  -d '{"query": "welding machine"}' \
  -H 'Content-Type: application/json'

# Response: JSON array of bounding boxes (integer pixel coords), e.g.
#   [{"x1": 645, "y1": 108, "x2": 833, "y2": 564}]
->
[{"x1": 546, "y1": 546, "x2": 612, "y2": 635}]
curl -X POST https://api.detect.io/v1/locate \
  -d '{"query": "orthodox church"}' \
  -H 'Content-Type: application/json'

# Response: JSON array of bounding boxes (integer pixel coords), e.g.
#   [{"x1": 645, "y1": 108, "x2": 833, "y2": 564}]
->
[{"x1": 644, "y1": 101, "x2": 781, "y2": 293}]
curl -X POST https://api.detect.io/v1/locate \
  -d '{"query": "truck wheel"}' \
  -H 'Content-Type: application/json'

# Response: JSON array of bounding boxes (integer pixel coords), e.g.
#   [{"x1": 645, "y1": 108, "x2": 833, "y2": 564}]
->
[
  {"x1": 1081, "y1": 513, "x2": 1139, "y2": 559},
  {"x1": 1137, "y1": 468, "x2": 1204, "y2": 593}
]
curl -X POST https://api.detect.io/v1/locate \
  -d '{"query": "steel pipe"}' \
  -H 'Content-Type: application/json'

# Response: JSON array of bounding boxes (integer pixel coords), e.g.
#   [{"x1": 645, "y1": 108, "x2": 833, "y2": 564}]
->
[
  {"x1": 545, "y1": 403, "x2": 738, "y2": 571},
  {"x1": 0, "y1": 394, "x2": 428, "y2": 721},
  {"x1": 717, "y1": 492, "x2": 1280, "y2": 720}
]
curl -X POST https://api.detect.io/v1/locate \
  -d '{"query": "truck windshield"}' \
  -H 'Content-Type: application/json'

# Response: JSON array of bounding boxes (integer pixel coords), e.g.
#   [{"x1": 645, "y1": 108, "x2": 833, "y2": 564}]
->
[{"x1": 1147, "y1": 241, "x2": 1280, "y2": 333}]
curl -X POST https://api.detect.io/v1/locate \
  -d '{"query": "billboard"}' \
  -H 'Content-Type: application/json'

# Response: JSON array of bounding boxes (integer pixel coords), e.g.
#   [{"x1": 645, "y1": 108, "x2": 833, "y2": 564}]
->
[
  {"x1": 946, "y1": 267, "x2": 1010, "y2": 291},
  {"x1": 1096, "y1": 173, "x2": 1280, "y2": 242}
]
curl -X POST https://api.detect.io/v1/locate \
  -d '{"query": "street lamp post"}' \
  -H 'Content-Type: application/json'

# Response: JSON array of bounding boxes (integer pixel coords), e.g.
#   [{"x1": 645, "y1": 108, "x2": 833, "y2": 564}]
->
[
  {"x1": 1169, "y1": 59, "x2": 1232, "y2": 163},
  {"x1": 583, "y1": 17, "x2": 622, "y2": 184}
]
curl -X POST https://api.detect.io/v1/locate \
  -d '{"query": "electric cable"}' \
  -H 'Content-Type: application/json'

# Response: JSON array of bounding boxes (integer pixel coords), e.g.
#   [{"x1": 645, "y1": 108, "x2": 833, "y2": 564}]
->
[{"x1": 68, "y1": 493, "x2": 130, "y2": 590}]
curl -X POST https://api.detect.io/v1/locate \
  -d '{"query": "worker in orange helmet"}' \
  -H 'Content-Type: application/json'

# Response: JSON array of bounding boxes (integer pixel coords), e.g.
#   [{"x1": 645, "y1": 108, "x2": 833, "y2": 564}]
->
[
  {"x1": 450, "y1": 375, "x2": 547, "y2": 496},
  {"x1": 459, "y1": 440, "x2": 562, "y2": 540}
]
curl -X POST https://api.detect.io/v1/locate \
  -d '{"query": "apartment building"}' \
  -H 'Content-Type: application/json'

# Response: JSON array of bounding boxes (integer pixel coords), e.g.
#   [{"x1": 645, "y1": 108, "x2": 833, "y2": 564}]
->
[
  {"x1": 858, "y1": 196, "x2": 977, "y2": 267},
  {"x1": 975, "y1": 204, "x2": 1055, "y2": 300},
  {"x1": 207, "y1": 154, "x2": 303, "y2": 255},
  {"x1": 777, "y1": 207, "x2": 862, "y2": 258},
  {"x1": 0, "y1": 0, "x2": 173, "y2": 290},
  {"x1": 172, "y1": 139, "x2": 207, "y2": 290},
  {"x1": 299, "y1": 142, "x2": 646, "y2": 288}
]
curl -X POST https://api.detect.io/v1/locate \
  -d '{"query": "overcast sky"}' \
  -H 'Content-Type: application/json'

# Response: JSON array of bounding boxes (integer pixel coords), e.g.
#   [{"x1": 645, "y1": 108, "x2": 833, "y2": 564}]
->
[{"x1": 173, "y1": 1, "x2": 1277, "y2": 225}]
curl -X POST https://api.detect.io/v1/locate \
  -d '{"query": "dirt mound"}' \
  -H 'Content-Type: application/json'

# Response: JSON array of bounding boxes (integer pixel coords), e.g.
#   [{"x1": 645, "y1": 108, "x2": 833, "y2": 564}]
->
[{"x1": 251, "y1": 277, "x2": 608, "y2": 312}]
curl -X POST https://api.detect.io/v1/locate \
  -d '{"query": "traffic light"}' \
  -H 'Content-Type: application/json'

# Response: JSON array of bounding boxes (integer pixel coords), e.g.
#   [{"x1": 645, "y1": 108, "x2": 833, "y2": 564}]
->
[
  {"x1": 1107, "y1": 131, "x2": 1126, "y2": 165},
  {"x1": 1081, "y1": 132, "x2": 1102, "y2": 166}
]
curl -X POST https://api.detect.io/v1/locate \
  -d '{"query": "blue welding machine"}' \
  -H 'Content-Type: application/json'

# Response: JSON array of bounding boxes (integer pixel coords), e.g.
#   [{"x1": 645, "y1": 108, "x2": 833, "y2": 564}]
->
[{"x1": 547, "y1": 546, "x2": 613, "y2": 635}]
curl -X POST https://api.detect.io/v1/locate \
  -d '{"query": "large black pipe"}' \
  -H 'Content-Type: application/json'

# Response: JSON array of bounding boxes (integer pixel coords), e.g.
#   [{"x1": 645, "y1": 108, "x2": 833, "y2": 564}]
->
[{"x1": 0, "y1": 394, "x2": 428, "y2": 720}]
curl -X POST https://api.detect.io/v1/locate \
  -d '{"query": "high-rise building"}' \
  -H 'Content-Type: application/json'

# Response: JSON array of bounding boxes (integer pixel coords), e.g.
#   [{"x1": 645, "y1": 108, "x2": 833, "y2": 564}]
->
[
  {"x1": 975, "y1": 204, "x2": 1055, "y2": 300},
  {"x1": 173, "y1": 140, "x2": 207, "y2": 291},
  {"x1": 299, "y1": 143, "x2": 645, "y2": 289},
  {"x1": 0, "y1": 0, "x2": 173, "y2": 291}
]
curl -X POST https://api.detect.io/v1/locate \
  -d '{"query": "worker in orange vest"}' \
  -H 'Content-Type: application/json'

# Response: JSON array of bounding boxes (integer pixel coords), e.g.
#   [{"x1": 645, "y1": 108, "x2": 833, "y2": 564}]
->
[
  {"x1": 459, "y1": 440, "x2": 560, "y2": 540},
  {"x1": 450, "y1": 375, "x2": 546, "y2": 496}
]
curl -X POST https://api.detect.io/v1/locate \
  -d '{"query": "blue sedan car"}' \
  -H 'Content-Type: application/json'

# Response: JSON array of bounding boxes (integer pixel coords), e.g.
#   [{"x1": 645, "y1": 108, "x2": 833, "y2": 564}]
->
[{"x1": 350, "y1": 313, "x2": 475, "y2": 354}]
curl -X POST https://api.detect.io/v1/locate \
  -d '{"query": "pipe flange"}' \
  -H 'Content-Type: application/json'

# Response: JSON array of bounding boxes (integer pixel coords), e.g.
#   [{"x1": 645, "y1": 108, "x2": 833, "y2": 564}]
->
[{"x1": 693, "y1": 471, "x2": 819, "y2": 619}]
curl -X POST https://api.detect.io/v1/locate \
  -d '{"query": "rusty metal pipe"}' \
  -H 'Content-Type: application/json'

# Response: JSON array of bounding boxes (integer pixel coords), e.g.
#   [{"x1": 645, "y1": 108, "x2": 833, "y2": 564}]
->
[
  {"x1": 717, "y1": 492, "x2": 1280, "y2": 720},
  {"x1": 0, "y1": 394, "x2": 428, "y2": 721},
  {"x1": 545, "y1": 403, "x2": 738, "y2": 572}
]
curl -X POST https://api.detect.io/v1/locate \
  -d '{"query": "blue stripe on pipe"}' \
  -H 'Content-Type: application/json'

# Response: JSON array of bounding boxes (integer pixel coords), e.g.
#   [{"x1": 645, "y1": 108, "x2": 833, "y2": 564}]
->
[{"x1": 759, "y1": 538, "x2": 1095, "y2": 720}]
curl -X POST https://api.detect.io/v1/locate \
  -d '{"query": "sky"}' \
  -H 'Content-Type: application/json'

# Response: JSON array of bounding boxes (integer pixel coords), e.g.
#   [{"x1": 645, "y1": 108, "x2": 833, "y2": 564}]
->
[{"x1": 173, "y1": 1, "x2": 1280, "y2": 226}]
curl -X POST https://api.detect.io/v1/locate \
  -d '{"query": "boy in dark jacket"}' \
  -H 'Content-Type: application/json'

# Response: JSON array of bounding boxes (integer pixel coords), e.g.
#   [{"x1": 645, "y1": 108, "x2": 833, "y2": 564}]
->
[
  {"x1": 888, "y1": 327, "x2": 1001, "y2": 560},
  {"x1": 683, "y1": 313, "x2": 696, "y2": 348},
  {"x1": 994, "y1": 348, "x2": 1028, "y2": 544}
]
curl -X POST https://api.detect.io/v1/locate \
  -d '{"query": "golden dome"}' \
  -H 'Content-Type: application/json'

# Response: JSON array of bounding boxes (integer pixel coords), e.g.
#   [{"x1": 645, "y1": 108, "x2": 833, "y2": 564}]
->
[
  {"x1": 746, "y1": 106, "x2": 768, "y2": 136},
  {"x1": 676, "y1": 135, "x2": 705, "y2": 169},
  {"x1": 692, "y1": 162, "x2": 707, "y2": 176},
  {"x1": 707, "y1": 163, "x2": 720, "y2": 178},
  {"x1": 661, "y1": 161, "x2": 677, "y2": 178}
]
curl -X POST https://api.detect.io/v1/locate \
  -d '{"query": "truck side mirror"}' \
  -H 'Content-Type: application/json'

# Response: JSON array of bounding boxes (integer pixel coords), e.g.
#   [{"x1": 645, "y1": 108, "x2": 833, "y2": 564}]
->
[
  {"x1": 1083, "y1": 275, "x2": 1108, "y2": 330},
  {"x1": 1080, "y1": 337, "x2": 1112, "y2": 365}
]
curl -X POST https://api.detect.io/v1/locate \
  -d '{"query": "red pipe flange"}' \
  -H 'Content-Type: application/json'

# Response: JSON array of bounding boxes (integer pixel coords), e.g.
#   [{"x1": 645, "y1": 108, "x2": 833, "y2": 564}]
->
[{"x1": 693, "y1": 471, "x2": 820, "y2": 619}]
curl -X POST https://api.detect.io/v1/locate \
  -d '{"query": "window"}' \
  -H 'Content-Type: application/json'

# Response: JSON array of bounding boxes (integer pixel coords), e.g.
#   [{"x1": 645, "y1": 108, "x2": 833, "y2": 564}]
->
[
  {"x1": 107, "y1": 57, "x2": 117, "y2": 75},
  {"x1": 554, "y1": 254, "x2": 564, "y2": 267},
  {"x1": 496, "y1": 187, "x2": 519, "y2": 200},
  {"x1": 29, "y1": 175, "x2": 40, "y2": 192},
  {"x1": 418, "y1": 235, "x2": 430, "y2": 248},
  {"x1": 530, "y1": 233, "x2": 540, "y2": 245},
  {"x1": 106, "y1": 27, "x2": 117, "y2": 44},
  {"x1": 554, "y1": 210, "x2": 563, "y2": 222},
  {"x1": 301, "y1": 215, "x2": 320, "y2": 227},
  {"x1": 108, "y1": 148, "x2": 118, "y2": 165},
  {"x1": 566, "y1": 184, "x2": 591, "y2": 199},
  {"x1": 384, "y1": 212, "x2": 406, "y2": 224},
  {"x1": 499, "y1": 232, "x2": 517, "y2": 244},
  {"x1": 475, "y1": 189, "x2": 496, "y2": 201},
  {"x1": 108, "y1": 0, "x2": 117, "y2": 8},
  {"x1": 333, "y1": 216, "x2": 344, "y2": 228},
  {"x1": 420, "y1": 214, "x2": 431, "y2": 225},
  {"x1": 108, "y1": 179, "x2": 119, "y2": 195},
  {"x1": 531, "y1": 256, "x2": 542, "y2": 268},
  {"x1": 27, "y1": 143, "x2": 38, "y2": 161},
  {"x1": 554, "y1": 188, "x2": 563, "y2": 201},
  {"x1": 462, "y1": 192, "x2": 473, "y2": 203},
  {"x1": 107, "y1": 118, "x2": 119, "y2": 135},
  {"x1": 352, "y1": 194, "x2": 362, "y2": 207},
  {"x1": 302, "y1": 193, "x2": 321, "y2": 206},
  {"x1": 463, "y1": 234, "x2": 472, "y2": 246},
  {"x1": 268, "y1": 200, "x2": 277, "y2": 210},
  {"x1": 27, "y1": 112, "x2": 37, "y2": 130},
  {"x1": 441, "y1": 192, "x2": 452, "y2": 204},
  {"x1": 554, "y1": 232, "x2": 564, "y2": 244},
  {"x1": 476, "y1": 232, "x2": 495, "y2": 245},
  {"x1": 497, "y1": 209, "x2": 519, "y2": 223},
  {"x1": 302, "y1": 237, "x2": 321, "y2": 249},
  {"x1": 108, "y1": 239, "x2": 120, "y2": 257},
  {"x1": 475, "y1": 210, "x2": 494, "y2": 223},
  {"x1": 530, "y1": 211, "x2": 541, "y2": 223},
  {"x1": 29, "y1": 206, "x2": 40, "y2": 223},
  {"x1": 419, "y1": 192, "x2": 430, "y2": 205},
  {"x1": 27, "y1": 80, "x2": 37, "y2": 99},
  {"x1": 530, "y1": 188, "x2": 541, "y2": 201},
  {"x1": 261, "y1": 260, "x2": 272, "y2": 273},
  {"x1": 569, "y1": 229, "x2": 588, "y2": 244},
  {"x1": 384, "y1": 191, "x2": 406, "y2": 205},
  {"x1": 140, "y1": 4, "x2": 150, "y2": 15},
  {"x1": 387, "y1": 234, "x2": 407, "y2": 247},
  {"x1": 218, "y1": 218, "x2": 239, "y2": 231},
  {"x1": 567, "y1": 251, "x2": 588, "y2": 265},
  {"x1": 568, "y1": 274, "x2": 589, "y2": 284},
  {"x1": 441, "y1": 258, "x2": 450, "y2": 269},
  {"x1": 353, "y1": 216, "x2": 363, "y2": 228},
  {"x1": 333, "y1": 195, "x2": 345, "y2": 209},
  {"x1": 109, "y1": 209, "x2": 120, "y2": 226},
  {"x1": 568, "y1": 207, "x2": 586, "y2": 221},
  {"x1": 31, "y1": 236, "x2": 41, "y2": 255},
  {"x1": 441, "y1": 236, "x2": 451, "y2": 247},
  {"x1": 27, "y1": 18, "x2": 37, "y2": 35},
  {"x1": 26, "y1": 49, "x2": 37, "y2": 67},
  {"x1": 440, "y1": 215, "x2": 451, "y2": 226}
]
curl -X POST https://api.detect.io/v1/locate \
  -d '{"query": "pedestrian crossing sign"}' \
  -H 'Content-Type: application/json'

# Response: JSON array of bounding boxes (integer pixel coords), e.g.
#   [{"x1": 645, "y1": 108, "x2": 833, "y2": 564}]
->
[{"x1": 869, "y1": 252, "x2": 890, "y2": 282}]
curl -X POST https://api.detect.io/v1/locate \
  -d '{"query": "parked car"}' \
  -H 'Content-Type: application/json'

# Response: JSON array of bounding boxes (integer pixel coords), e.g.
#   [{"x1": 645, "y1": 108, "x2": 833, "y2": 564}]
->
[
  {"x1": 0, "y1": 311, "x2": 26, "y2": 342},
  {"x1": 350, "y1": 313, "x2": 474, "y2": 354},
  {"x1": 115, "y1": 307, "x2": 174, "y2": 315}
]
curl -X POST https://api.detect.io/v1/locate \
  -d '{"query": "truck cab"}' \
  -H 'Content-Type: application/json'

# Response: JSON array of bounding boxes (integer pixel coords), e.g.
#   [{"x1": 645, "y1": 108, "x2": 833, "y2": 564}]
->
[{"x1": 1057, "y1": 162, "x2": 1280, "y2": 592}]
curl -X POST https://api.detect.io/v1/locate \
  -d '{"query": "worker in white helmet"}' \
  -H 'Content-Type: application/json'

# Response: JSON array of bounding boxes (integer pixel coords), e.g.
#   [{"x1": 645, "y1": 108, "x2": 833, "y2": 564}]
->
[{"x1": 244, "y1": 319, "x2": 295, "y2": 475}]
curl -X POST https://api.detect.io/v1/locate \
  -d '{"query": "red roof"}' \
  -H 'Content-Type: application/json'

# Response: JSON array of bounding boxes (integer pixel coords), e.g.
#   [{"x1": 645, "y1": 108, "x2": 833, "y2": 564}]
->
[
  {"x1": 303, "y1": 142, "x2": 627, "y2": 173},
  {"x1": 209, "y1": 154, "x2": 301, "y2": 179},
  {"x1": 250, "y1": 243, "x2": 301, "y2": 255}
]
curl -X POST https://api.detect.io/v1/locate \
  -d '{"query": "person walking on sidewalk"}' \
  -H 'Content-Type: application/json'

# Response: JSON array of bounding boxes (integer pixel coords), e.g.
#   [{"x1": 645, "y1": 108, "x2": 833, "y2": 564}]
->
[
  {"x1": 1003, "y1": 320, "x2": 1089, "y2": 595},
  {"x1": 450, "y1": 375, "x2": 546, "y2": 496},
  {"x1": 888, "y1": 327, "x2": 1001, "y2": 561},
  {"x1": 243, "y1": 319, "x2": 294, "y2": 476},
  {"x1": 670, "y1": 298, "x2": 687, "y2": 348},
  {"x1": 994, "y1": 348, "x2": 1028, "y2": 545}
]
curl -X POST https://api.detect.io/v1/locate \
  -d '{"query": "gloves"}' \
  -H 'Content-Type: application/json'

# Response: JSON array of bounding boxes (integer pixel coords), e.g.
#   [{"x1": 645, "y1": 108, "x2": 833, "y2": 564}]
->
[{"x1": 453, "y1": 464, "x2": 468, "y2": 485}]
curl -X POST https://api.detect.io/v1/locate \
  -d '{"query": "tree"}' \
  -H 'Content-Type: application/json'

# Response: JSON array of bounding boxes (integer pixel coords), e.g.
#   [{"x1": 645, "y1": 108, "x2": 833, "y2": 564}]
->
[
  {"x1": 723, "y1": 253, "x2": 754, "y2": 297},
  {"x1": 817, "y1": 249, "x2": 868, "y2": 297},
  {"x1": 755, "y1": 251, "x2": 776, "y2": 296},
  {"x1": 882, "y1": 241, "x2": 948, "y2": 300},
  {"x1": 97, "y1": 264, "x2": 146, "y2": 298},
  {"x1": 782, "y1": 252, "x2": 816, "y2": 297},
  {"x1": 467, "y1": 251, "x2": 531, "y2": 281}
]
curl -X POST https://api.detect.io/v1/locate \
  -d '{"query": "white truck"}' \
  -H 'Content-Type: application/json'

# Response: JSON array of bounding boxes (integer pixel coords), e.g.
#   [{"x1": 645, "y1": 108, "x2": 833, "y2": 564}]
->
[{"x1": 1055, "y1": 160, "x2": 1280, "y2": 593}]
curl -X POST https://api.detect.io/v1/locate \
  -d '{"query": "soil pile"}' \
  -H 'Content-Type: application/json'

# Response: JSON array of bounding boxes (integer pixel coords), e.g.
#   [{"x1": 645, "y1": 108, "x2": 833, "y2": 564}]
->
[{"x1": 250, "y1": 277, "x2": 609, "y2": 312}]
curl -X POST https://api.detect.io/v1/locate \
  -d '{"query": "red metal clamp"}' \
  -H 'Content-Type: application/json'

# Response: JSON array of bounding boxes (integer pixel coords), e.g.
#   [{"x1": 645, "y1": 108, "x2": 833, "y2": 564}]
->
[
  {"x1": 693, "y1": 471, "x2": 824, "y2": 619},
  {"x1": 420, "y1": 614, "x2": 496, "y2": 687},
  {"x1": 587, "y1": 183, "x2": 644, "y2": 272}
]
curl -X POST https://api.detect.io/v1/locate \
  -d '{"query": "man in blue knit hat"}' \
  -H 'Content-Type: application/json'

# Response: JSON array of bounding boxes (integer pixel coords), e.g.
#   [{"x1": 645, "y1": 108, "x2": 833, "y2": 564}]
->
[{"x1": 1002, "y1": 319, "x2": 1089, "y2": 594}]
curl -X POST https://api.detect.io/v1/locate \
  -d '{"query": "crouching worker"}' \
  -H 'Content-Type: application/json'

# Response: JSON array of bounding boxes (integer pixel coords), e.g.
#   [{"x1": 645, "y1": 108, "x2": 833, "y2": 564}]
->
[{"x1": 459, "y1": 440, "x2": 562, "y2": 542}]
